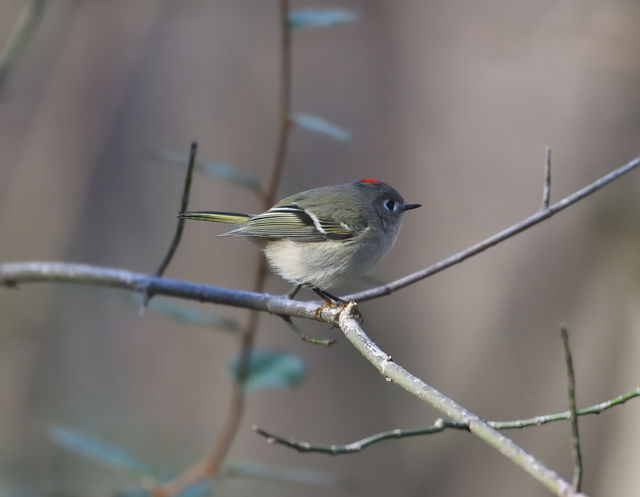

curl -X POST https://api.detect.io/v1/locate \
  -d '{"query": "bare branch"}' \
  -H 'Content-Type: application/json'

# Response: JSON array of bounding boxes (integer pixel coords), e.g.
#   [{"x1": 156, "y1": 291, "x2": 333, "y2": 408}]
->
[
  {"x1": 493, "y1": 388, "x2": 640, "y2": 428},
  {"x1": 561, "y1": 325, "x2": 583, "y2": 492},
  {"x1": 346, "y1": 155, "x2": 640, "y2": 303},
  {"x1": 254, "y1": 422, "x2": 449, "y2": 455},
  {"x1": 282, "y1": 315, "x2": 336, "y2": 346},
  {"x1": 152, "y1": 142, "x2": 197, "y2": 279},
  {"x1": 263, "y1": 0, "x2": 292, "y2": 205},
  {"x1": 0, "y1": 261, "x2": 328, "y2": 321},
  {"x1": 336, "y1": 302, "x2": 577, "y2": 497},
  {"x1": 254, "y1": 388, "x2": 639, "y2": 455},
  {"x1": 143, "y1": 142, "x2": 197, "y2": 308},
  {"x1": 542, "y1": 146, "x2": 552, "y2": 210}
]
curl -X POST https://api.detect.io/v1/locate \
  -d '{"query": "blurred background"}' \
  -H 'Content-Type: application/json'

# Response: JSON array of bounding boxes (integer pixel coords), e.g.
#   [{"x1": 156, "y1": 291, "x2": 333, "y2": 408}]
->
[{"x1": 0, "y1": 1, "x2": 639, "y2": 496}]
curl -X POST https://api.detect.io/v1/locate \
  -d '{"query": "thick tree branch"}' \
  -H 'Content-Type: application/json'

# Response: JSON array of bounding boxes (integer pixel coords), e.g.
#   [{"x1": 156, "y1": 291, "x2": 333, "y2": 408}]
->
[{"x1": 0, "y1": 261, "x2": 330, "y2": 321}]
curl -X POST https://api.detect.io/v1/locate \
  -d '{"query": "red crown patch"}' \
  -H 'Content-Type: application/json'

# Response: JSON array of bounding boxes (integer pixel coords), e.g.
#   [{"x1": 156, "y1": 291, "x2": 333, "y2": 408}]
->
[{"x1": 361, "y1": 178, "x2": 381, "y2": 184}]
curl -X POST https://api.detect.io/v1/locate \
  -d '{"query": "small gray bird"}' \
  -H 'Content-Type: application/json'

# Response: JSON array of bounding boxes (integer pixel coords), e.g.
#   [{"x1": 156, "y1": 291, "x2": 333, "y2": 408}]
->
[{"x1": 180, "y1": 179, "x2": 420, "y2": 301}]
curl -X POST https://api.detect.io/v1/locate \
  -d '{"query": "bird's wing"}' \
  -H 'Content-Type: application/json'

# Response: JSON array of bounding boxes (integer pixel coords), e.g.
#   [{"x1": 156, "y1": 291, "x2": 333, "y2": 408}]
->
[{"x1": 224, "y1": 204, "x2": 356, "y2": 241}]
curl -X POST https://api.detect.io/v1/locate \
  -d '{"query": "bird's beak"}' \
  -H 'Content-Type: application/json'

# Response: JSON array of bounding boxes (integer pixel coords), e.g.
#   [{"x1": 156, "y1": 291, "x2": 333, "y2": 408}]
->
[{"x1": 403, "y1": 203, "x2": 421, "y2": 211}]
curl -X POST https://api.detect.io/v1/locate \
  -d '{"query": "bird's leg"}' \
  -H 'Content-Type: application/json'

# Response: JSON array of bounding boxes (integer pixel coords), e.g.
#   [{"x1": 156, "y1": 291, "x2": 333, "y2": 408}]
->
[
  {"x1": 312, "y1": 287, "x2": 350, "y2": 323},
  {"x1": 312, "y1": 287, "x2": 347, "y2": 305},
  {"x1": 286, "y1": 283, "x2": 303, "y2": 299}
]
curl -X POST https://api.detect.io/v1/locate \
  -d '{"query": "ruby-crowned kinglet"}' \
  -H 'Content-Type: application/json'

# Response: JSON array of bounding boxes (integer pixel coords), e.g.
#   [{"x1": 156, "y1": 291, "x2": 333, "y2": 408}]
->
[{"x1": 180, "y1": 179, "x2": 420, "y2": 300}]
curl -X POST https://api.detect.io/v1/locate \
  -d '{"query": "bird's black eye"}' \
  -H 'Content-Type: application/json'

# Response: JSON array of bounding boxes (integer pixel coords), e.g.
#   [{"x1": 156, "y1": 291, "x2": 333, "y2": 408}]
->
[{"x1": 384, "y1": 199, "x2": 396, "y2": 211}]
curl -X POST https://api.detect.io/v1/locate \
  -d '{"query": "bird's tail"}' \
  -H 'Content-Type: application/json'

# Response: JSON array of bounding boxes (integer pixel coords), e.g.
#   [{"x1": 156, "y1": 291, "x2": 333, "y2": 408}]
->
[{"x1": 178, "y1": 210, "x2": 251, "y2": 225}]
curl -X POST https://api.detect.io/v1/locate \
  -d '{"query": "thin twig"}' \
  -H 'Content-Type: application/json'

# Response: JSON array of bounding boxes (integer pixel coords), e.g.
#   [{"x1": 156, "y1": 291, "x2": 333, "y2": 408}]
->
[
  {"x1": 263, "y1": 0, "x2": 291, "y2": 205},
  {"x1": 143, "y1": 142, "x2": 197, "y2": 308},
  {"x1": 153, "y1": 266, "x2": 272, "y2": 497},
  {"x1": 206, "y1": 259, "x2": 266, "y2": 473},
  {"x1": 336, "y1": 302, "x2": 577, "y2": 497},
  {"x1": 152, "y1": 3, "x2": 293, "y2": 495},
  {"x1": 253, "y1": 388, "x2": 640, "y2": 455},
  {"x1": 561, "y1": 325, "x2": 583, "y2": 492},
  {"x1": 346, "y1": 155, "x2": 640, "y2": 303},
  {"x1": 213, "y1": 0, "x2": 293, "y2": 464},
  {"x1": 254, "y1": 423, "x2": 447, "y2": 455},
  {"x1": 154, "y1": 142, "x2": 198, "y2": 278},
  {"x1": 542, "y1": 146, "x2": 552, "y2": 210},
  {"x1": 282, "y1": 315, "x2": 336, "y2": 346},
  {"x1": 205, "y1": 0, "x2": 293, "y2": 473}
]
